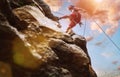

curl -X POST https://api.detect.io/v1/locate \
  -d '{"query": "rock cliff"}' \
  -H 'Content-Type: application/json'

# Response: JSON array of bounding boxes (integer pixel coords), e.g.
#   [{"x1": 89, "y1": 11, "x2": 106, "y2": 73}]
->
[{"x1": 0, "y1": 2, "x2": 97, "y2": 77}]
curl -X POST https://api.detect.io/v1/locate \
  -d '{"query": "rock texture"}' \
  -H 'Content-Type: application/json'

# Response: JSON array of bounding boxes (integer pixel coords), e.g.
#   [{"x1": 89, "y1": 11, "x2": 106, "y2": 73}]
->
[{"x1": 0, "y1": 2, "x2": 97, "y2": 77}]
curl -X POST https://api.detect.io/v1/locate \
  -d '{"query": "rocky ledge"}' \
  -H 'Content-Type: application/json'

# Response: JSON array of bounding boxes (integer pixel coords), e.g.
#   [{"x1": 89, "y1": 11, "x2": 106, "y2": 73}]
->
[{"x1": 0, "y1": 4, "x2": 97, "y2": 77}]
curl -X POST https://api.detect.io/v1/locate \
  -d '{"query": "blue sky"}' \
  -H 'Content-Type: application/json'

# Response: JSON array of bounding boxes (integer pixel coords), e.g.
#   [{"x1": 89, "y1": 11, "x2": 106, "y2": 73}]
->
[{"x1": 52, "y1": 1, "x2": 120, "y2": 76}]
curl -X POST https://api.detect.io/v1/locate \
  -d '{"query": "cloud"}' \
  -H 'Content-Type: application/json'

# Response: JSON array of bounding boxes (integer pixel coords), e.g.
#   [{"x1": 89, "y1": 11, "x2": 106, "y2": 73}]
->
[
  {"x1": 101, "y1": 51, "x2": 114, "y2": 58},
  {"x1": 90, "y1": 22, "x2": 102, "y2": 33},
  {"x1": 105, "y1": 23, "x2": 118, "y2": 36},
  {"x1": 43, "y1": 0, "x2": 78, "y2": 11},
  {"x1": 73, "y1": 0, "x2": 120, "y2": 20},
  {"x1": 43, "y1": 0, "x2": 62, "y2": 11},
  {"x1": 112, "y1": 61, "x2": 118, "y2": 65},
  {"x1": 93, "y1": 10, "x2": 108, "y2": 23},
  {"x1": 86, "y1": 36, "x2": 94, "y2": 42},
  {"x1": 73, "y1": 0, "x2": 97, "y2": 15},
  {"x1": 118, "y1": 66, "x2": 120, "y2": 71},
  {"x1": 72, "y1": 0, "x2": 120, "y2": 35},
  {"x1": 95, "y1": 41, "x2": 103, "y2": 46}
]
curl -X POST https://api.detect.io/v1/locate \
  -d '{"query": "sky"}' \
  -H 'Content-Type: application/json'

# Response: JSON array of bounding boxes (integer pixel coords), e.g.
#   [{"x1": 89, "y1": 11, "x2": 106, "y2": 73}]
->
[{"x1": 44, "y1": 0, "x2": 120, "y2": 77}]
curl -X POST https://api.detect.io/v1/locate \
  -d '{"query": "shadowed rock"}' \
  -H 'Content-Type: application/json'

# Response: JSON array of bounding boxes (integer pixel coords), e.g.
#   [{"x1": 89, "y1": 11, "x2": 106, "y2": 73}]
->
[
  {"x1": 49, "y1": 38, "x2": 89, "y2": 66},
  {"x1": 72, "y1": 35, "x2": 91, "y2": 64},
  {"x1": 49, "y1": 39, "x2": 96, "y2": 77},
  {"x1": 0, "y1": 2, "x2": 97, "y2": 77}
]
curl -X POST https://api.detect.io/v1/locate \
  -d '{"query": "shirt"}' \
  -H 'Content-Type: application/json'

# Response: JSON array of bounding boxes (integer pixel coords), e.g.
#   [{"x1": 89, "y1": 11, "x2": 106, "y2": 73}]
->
[{"x1": 69, "y1": 10, "x2": 81, "y2": 24}]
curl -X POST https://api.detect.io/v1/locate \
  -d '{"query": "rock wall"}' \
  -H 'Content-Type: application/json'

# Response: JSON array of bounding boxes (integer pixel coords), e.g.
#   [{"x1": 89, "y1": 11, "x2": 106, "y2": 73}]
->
[{"x1": 0, "y1": 4, "x2": 97, "y2": 77}]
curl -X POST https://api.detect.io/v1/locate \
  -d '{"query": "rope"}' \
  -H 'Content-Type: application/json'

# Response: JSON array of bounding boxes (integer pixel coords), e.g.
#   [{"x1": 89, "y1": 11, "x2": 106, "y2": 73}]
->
[
  {"x1": 83, "y1": 17, "x2": 87, "y2": 36},
  {"x1": 93, "y1": 19, "x2": 120, "y2": 54}
]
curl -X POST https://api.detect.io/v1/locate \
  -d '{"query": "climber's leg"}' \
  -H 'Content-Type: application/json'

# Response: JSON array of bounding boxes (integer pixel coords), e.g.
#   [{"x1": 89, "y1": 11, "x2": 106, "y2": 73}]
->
[{"x1": 66, "y1": 22, "x2": 76, "y2": 33}]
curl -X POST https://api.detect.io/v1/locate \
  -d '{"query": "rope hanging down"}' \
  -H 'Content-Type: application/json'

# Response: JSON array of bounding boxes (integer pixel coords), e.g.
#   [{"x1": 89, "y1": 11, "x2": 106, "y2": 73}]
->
[
  {"x1": 93, "y1": 20, "x2": 120, "y2": 53},
  {"x1": 83, "y1": 17, "x2": 87, "y2": 36}
]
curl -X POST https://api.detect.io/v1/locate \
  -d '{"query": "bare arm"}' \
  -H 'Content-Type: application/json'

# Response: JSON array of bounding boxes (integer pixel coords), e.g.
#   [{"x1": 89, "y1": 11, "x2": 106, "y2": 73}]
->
[{"x1": 59, "y1": 15, "x2": 69, "y2": 20}]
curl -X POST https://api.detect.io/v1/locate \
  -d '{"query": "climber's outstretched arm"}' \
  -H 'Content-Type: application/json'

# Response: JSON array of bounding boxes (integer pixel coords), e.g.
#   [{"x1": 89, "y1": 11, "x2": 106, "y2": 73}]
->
[{"x1": 59, "y1": 15, "x2": 69, "y2": 20}]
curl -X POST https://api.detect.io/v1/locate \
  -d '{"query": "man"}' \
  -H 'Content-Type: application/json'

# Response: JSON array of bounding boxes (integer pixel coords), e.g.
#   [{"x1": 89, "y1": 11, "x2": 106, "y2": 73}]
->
[{"x1": 59, "y1": 5, "x2": 83, "y2": 33}]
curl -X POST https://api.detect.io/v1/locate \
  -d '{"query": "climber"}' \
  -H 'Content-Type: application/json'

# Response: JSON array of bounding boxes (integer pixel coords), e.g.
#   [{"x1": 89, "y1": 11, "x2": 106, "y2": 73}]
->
[
  {"x1": 10, "y1": 0, "x2": 59, "y2": 21},
  {"x1": 59, "y1": 5, "x2": 85, "y2": 33}
]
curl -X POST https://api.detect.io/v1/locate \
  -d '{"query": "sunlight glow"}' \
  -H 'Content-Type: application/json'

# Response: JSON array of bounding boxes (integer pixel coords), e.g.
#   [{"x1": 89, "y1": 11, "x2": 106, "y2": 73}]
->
[{"x1": 95, "y1": 0, "x2": 103, "y2": 3}]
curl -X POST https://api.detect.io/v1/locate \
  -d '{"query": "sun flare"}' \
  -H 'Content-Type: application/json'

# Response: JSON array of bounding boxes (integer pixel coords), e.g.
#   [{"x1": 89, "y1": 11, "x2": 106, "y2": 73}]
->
[{"x1": 95, "y1": 0, "x2": 103, "y2": 3}]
